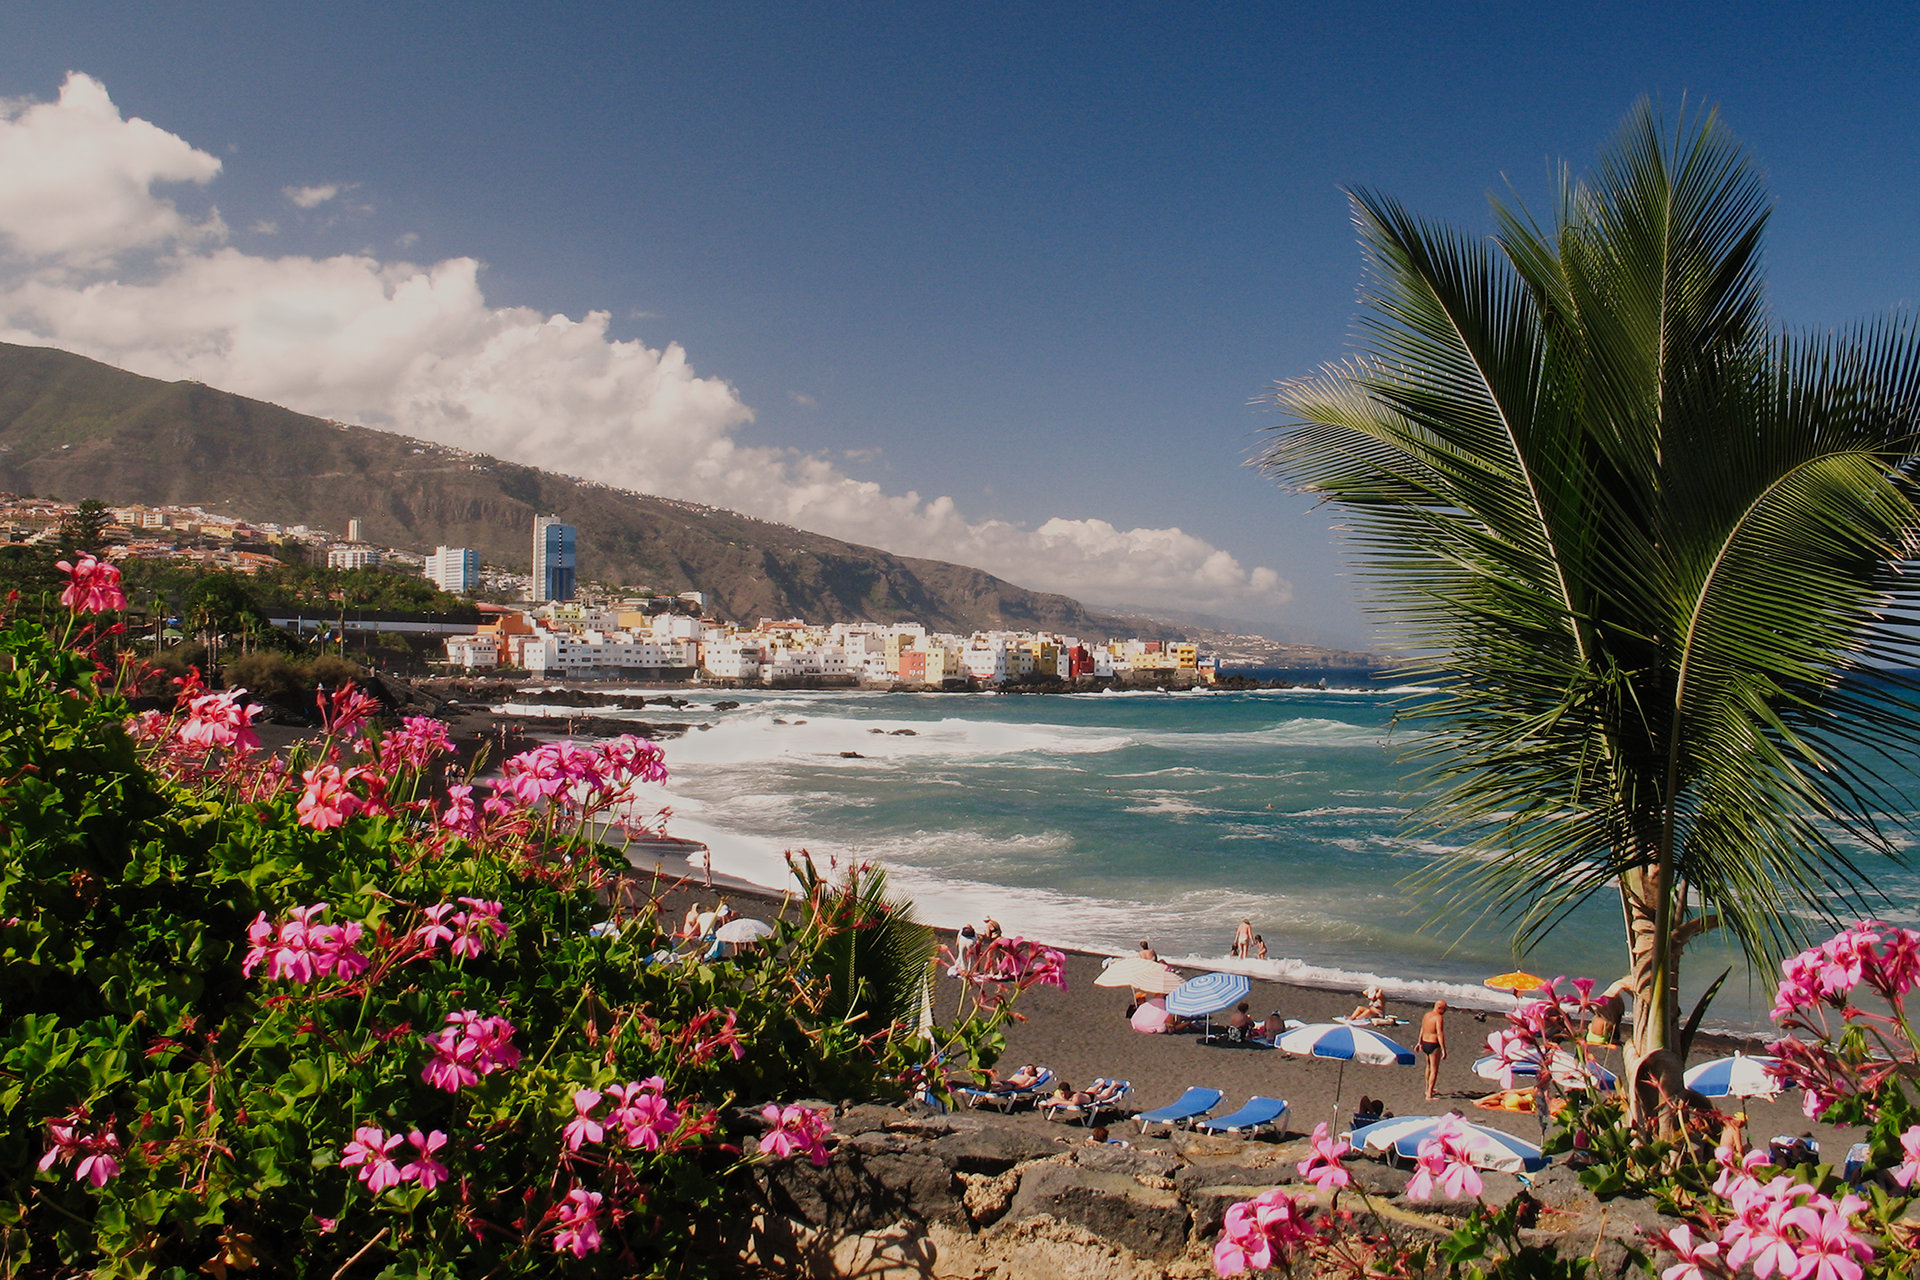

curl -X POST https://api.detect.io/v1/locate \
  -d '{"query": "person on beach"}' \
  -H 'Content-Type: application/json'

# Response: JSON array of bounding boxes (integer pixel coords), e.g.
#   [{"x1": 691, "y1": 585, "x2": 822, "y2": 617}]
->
[
  {"x1": 1047, "y1": 1080, "x2": 1093, "y2": 1108},
  {"x1": 1260, "y1": 1012, "x2": 1284, "y2": 1042},
  {"x1": 1253, "y1": 935, "x2": 1268, "y2": 960},
  {"x1": 991, "y1": 1063, "x2": 1040, "y2": 1092},
  {"x1": 982, "y1": 918, "x2": 1003, "y2": 945},
  {"x1": 1585, "y1": 981, "x2": 1626, "y2": 1047},
  {"x1": 698, "y1": 845, "x2": 713, "y2": 889},
  {"x1": 1226, "y1": 1002, "x2": 1255, "y2": 1044},
  {"x1": 1137, "y1": 939, "x2": 1159, "y2": 962},
  {"x1": 681, "y1": 904, "x2": 701, "y2": 938},
  {"x1": 1233, "y1": 918, "x2": 1254, "y2": 958},
  {"x1": 1348, "y1": 986, "x2": 1386, "y2": 1023},
  {"x1": 1418, "y1": 1000, "x2": 1448, "y2": 1099},
  {"x1": 953, "y1": 925, "x2": 977, "y2": 977}
]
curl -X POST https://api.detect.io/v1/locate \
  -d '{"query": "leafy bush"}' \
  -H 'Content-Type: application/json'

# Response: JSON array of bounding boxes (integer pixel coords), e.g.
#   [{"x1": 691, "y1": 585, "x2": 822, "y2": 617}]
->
[{"x1": 0, "y1": 609, "x2": 1058, "y2": 1277}]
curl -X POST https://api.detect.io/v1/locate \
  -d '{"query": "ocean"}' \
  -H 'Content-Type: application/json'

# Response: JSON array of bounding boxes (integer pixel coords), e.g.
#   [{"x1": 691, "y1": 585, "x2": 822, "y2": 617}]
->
[{"x1": 504, "y1": 680, "x2": 1920, "y2": 1033}]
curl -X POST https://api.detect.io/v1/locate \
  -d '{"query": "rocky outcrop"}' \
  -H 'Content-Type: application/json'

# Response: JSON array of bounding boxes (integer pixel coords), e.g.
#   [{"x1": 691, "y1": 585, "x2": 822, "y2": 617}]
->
[{"x1": 740, "y1": 1103, "x2": 1674, "y2": 1279}]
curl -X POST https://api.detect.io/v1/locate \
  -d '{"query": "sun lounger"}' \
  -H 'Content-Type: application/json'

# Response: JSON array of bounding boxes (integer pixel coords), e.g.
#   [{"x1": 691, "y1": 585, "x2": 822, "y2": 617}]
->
[
  {"x1": 956, "y1": 1067, "x2": 1055, "y2": 1113},
  {"x1": 1197, "y1": 1096, "x2": 1289, "y2": 1136},
  {"x1": 1134, "y1": 1086, "x2": 1223, "y2": 1133},
  {"x1": 1043, "y1": 1079, "x2": 1133, "y2": 1126}
]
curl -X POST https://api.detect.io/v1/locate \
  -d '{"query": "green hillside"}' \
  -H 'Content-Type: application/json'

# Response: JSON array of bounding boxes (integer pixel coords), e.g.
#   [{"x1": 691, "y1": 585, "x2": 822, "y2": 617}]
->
[{"x1": 0, "y1": 342, "x2": 1125, "y2": 633}]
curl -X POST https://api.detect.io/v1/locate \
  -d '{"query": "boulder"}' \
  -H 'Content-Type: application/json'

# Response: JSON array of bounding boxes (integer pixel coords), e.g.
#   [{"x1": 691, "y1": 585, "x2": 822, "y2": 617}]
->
[
  {"x1": 927, "y1": 1125, "x2": 1060, "y2": 1174},
  {"x1": 1006, "y1": 1162, "x2": 1191, "y2": 1261},
  {"x1": 1075, "y1": 1145, "x2": 1180, "y2": 1178},
  {"x1": 764, "y1": 1150, "x2": 963, "y2": 1233},
  {"x1": 1173, "y1": 1161, "x2": 1295, "y2": 1195},
  {"x1": 1185, "y1": 1183, "x2": 1295, "y2": 1238}
]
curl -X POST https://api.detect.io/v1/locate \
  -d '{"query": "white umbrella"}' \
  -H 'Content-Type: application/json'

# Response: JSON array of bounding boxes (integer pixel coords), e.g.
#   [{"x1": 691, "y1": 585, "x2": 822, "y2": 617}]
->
[
  {"x1": 1683, "y1": 1053, "x2": 1781, "y2": 1100},
  {"x1": 1348, "y1": 1115, "x2": 1548, "y2": 1173},
  {"x1": 1095, "y1": 956, "x2": 1184, "y2": 994},
  {"x1": 1276, "y1": 1022, "x2": 1414, "y2": 1116},
  {"x1": 1472, "y1": 1048, "x2": 1618, "y2": 1090},
  {"x1": 713, "y1": 918, "x2": 774, "y2": 944}
]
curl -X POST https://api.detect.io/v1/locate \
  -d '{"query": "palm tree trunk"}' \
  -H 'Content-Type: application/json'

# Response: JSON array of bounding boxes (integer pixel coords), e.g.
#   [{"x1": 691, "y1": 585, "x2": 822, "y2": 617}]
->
[{"x1": 1620, "y1": 863, "x2": 1676, "y2": 1121}]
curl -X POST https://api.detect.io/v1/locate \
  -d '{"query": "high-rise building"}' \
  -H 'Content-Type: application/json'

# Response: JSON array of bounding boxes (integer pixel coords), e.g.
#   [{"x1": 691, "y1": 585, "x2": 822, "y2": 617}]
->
[
  {"x1": 347, "y1": 518, "x2": 364, "y2": 542},
  {"x1": 426, "y1": 545, "x2": 480, "y2": 595},
  {"x1": 531, "y1": 515, "x2": 577, "y2": 603}
]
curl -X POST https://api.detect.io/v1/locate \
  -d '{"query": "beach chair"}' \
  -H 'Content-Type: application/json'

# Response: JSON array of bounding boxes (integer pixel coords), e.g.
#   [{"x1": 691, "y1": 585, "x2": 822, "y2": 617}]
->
[
  {"x1": 1043, "y1": 1078, "x2": 1133, "y2": 1126},
  {"x1": 1197, "y1": 1095, "x2": 1289, "y2": 1137},
  {"x1": 957, "y1": 1067, "x2": 1055, "y2": 1113},
  {"x1": 1134, "y1": 1086, "x2": 1222, "y2": 1133}
]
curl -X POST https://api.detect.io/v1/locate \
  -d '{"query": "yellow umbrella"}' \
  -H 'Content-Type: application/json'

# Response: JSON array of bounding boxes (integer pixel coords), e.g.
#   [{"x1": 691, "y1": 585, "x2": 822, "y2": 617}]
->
[
  {"x1": 1483, "y1": 971, "x2": 1548, "y2": 996},
  {"x1": 1095, "y1": 956, "x2": 1184, "y2": 994}
]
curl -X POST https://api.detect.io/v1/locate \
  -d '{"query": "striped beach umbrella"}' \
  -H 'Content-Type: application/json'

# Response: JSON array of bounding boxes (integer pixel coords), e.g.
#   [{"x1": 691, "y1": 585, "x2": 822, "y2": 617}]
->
[
  {"x1": 1348, "y1": 1115, "x2": 1548, "y2": 1173},
  {"x1": 1683, "y1": 1053, "x2": 1781, "y2": 1100},
  {"x1": 1165, "y1": 971, "x2": 1252, "y2": 1017},
  {"x1": 1276, "y1": 1022, "x2": 1415, "y2": 1065}
]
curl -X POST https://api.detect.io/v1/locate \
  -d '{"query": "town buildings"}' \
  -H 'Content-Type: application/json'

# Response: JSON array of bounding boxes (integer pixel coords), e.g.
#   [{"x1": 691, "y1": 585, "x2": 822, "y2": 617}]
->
[
  {"x1": 425, "y1": 545, "x2": 480, "y2": 594},
  {"x1": 531, "y1": 516, "x2": 576, "y2": 603}
]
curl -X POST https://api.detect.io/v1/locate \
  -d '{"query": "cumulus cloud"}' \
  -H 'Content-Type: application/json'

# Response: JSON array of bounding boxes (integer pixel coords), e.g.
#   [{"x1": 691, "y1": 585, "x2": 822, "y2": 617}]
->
[
  {"x1": 283, "y1": 183, "x2": 341, "y2": 209},
  {"x1": 0, "y1": 73, "x2": 1288, "y2": 616}
]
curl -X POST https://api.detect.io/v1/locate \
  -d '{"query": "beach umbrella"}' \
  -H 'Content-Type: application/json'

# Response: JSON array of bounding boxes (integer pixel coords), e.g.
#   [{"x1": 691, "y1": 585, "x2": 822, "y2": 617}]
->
[
  {"x1": 1131, "y1": 997, "x2": 1173, "y2": 1034},
  {"x1": 1483, "y1": 971, "x2": 1547, "y2": 996},
  {"x1": 1165, "y1": 971, "x2": 1252, "y2": 1017},
  {"x1": 1472, "y1": 1049, "x2": 1617, "y2": 1090},
  {"x1": 713, "y1": 918, "x2": 774, "y2": 944},
  {"x1": 1349, "y1": 1115, "x2": 1548, "y2": 1173},
  {"x1": 1097, "y1": 957, "x2": 1184, "y2": 994},
  {"x1": 1276, "y1": 1022, "x2": 1414, "y2": 1116},
  {"x1": 1683, "y1": 1053, "x2": 1781, "y2": 1101}
]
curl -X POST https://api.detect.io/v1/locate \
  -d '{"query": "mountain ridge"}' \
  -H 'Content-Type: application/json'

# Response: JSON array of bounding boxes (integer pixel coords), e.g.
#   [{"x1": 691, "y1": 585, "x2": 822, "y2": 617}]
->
[{"x1": 0, "y1": 341, "x2": 1160, "y2": 636}]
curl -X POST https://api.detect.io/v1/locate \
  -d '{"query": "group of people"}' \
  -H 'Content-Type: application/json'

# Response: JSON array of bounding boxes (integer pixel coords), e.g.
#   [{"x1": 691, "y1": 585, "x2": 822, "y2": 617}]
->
[
  {"x1": 678, "y1": 900, "x2": 735, "y2": 938},
  {"x1": 1230, "y1": 919, "x2": 1269, "y2": 960},
  {"x1": 950, "y1": 917, "x2": 1003, "y2": 977}
]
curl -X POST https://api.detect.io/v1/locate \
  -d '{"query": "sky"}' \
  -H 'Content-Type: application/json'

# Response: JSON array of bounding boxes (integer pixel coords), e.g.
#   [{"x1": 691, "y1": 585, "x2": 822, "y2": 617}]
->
[{"x1": 2, "y1": 4, "x2": 1918, "y2": 646}]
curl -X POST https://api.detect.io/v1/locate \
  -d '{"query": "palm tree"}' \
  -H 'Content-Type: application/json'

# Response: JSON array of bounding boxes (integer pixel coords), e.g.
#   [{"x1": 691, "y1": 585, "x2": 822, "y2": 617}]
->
[{"x1": 1259, "y1": 101, "x2": 1920, "y2": 1083}]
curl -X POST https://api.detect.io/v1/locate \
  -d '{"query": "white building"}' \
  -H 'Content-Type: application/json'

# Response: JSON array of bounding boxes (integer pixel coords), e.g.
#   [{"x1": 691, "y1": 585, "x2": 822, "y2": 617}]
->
[
  {"x1": 962, "y1": 642, "x2": 1011, "y2": 684},
  {"x1": 702, "y1": 640, "x2": 762, "y2": 680},
  {"x1": 327, "y1": 545, "x2": 383, "y2": 570},
  {"x1": 426, "y1": 546, "x2": 480, "y2": 594},
  {"x1": 522, "y1": 631, "x2": 695, "y2": 678},
  {"x1": 445, "y1": 634, "x2": 500, "y2": 670}
]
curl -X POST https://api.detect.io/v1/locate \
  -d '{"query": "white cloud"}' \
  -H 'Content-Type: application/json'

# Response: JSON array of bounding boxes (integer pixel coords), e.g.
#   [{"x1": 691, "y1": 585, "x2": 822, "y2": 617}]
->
[
  {"x1": 249, "y1": 218, "x2": 279, "y2": 235},
  {"x1": 284, "y1": 182, "x2": 341, "y2": 209},
  {"x1": 0, "y1": 73, "x2": 1288, "y2": 617}
]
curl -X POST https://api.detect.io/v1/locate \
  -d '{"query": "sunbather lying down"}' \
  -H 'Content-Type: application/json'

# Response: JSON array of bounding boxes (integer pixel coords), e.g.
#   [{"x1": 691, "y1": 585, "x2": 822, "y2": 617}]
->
[
  {"x1": 991, "y1": 1064, "x2": 1041, "y2": 1092},
  {"x1": 1047, "y1": 1081, "x2": 1093, "y2": 1108}
]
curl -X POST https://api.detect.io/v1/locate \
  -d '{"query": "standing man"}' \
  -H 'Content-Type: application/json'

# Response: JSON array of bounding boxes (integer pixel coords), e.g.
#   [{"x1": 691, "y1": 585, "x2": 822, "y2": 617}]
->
[
  {"x1": 1233, "y1": 919, "x2": 1254, "y2": 958},
  {"x1": 1418, "y1": 1001, "x2": 1448, "y2": 1099},
  {"x1": 699, "y1": 845, "x2": 713, "y2": 890}
]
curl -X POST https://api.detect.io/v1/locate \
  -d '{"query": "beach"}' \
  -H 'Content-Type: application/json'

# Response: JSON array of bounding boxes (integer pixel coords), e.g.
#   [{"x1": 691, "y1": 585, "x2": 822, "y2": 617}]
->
[{"x1": 629, "y1": 846, "x2": 1845, "y2": 1159}]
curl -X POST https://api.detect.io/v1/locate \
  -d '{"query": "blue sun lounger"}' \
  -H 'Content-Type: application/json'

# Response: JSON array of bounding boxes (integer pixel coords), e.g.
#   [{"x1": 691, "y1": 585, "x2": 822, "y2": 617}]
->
[
  {"x1": 1043, "y1": 1079, "x2": 1133, "y2": 1126},
  {"x1": 1197, "y1": 1095, "x2": 1289, "y2": 1137},
  {"x1": 1134, "y1": 1086, "x2": 1222, "y2": 1133}
]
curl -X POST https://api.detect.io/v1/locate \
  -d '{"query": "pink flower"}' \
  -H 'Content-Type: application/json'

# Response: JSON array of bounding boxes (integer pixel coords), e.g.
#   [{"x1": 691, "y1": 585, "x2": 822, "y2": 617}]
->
[
  {"x1": 563, "y1": 1089, "x2": 605, "y2": 1151},
  {"x1": 974, "y1": 936, "x2": 1069, "y2": 990},
  {"x1": 553, "y1": 1187, "x2": 604, "y2": 1257},
  {"x1": 1213, "y1": 1188, "x2": 1315, "y2": 1276},
  {"x1": 1655, "y1": 1224, "x2": 1723, "y2": 1280},
  {"x1": 246, "y1": 904, "x2": 368, "y2": 984},
  {"x1": 1786, "y1": 1205, "x2": 1873, "y2": 1280},
  {"x1": 756, "y1": 1103, "x2": 833, "y2": 1167},
  {"x1": 296, "y1": 765, "x2": 361, "y2": 830},
  {"x1": 241, "y1": 911, "x2": 275, "y2": 977},
  {"x1": 439, "y1": 784, "x2": 478, "y2": 835},
  {"x1": 41, "y1": 1117, "x2": 122, "y2": 1187},
  {"x1": 607, "y1": 1078, "x2": 679, "y2": 1151},
  {"x1": 414, "y1": 903, "x2": 459, "y2": 952},
  {"x1": 378, "y1": 716, "x2": 454, "y2": 773},
  {"x1": 401, "y1": 1129, "x2": 450, "y2": 1191},
  {"x1": 1297, "y1": 1122, "x2": 1351, "y2": 1193},
  {"x1": 421, "y1": 1011, "x2": 519, "y2": 1092},
  {"x1": 1407, "y1": 1118, "x2": 1484, "y2": 1202},
  {"x1": 690, "y1": 1008, "x2": 746, "y2": 1062},
  {"x1": 597, "y1": 735, "x2": 668, "y2": 785},
  {"x1": 450, "y1": 897, "x2": 509, "y2": 958},
  {"x1": 1892, "y1": 1124, "x2": 1920, "y2": 1189},
  {"x1": 340, "y1": 1126, "x2": 406, "y2": 1194},
  {"x1": 179, "y1": 690, "x2": 261, "y2": 754},
  {"x1": 56, "y1": 554, "x2": 126, "y2": 613},
  {"x1": 319, "y1": 684, "x2": 381, "y2": 739}
]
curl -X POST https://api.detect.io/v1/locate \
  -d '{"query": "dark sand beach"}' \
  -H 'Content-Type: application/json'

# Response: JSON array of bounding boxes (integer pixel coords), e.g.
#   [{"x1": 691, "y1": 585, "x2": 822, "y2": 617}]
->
[{"x1": 624, "y1": 847, "x2": 1846, "y2": 1160}]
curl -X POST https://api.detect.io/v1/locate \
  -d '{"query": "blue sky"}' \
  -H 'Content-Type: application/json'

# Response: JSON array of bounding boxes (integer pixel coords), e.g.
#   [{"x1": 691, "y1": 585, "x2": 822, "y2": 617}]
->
[{"x1": 2, "y1": 4, "x2": 1917, "y2": 644}]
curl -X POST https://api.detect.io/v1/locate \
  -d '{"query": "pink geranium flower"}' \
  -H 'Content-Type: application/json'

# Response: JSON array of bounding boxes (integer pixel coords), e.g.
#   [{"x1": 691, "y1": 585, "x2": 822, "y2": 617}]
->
[
  {"x1": 563, "y1": 1089, "x2": 605, "y2": 1151},
  {"x1": 400, "y1": 1129, "x2": 450, "y2": 1191},
  {"x1": 179, "y1": 690, "x2": 261, "y2": 754},
  {"x1": 608, "y1": 1080, "x2": 680, "y2": 1151},
  {"x1": 1654, "y1": 1224, "x2": 1723, "y2": 1280},
  {"x1": 1297, "y1": 1122, "x2": 1351, "y2": 1193},
  {"x1": 339, "y1": 1127, "x2": 406, "y2": 1193},
  {"x1": 756, "y1": 1103, "x2": 832, "y2": 1166},
  {"x1": 553, "y1": 1187, "x2": 604, "y2": 1257},
  {"x1": 56, "y1": 554, "x2": 126, "y2": 613},
  {"x1": 40, "y1": 1116, "x2": 122, "y2": 1187},
  {"x1": 296, "y1": 765, "x2": 361, "y2": 830},
  {"x1": 1407, "y1": 1118, "x2": 1484, "y2": 1202},
  {"x1": 420, "y1": 1011, "x2": 519, "y2": 1092}
]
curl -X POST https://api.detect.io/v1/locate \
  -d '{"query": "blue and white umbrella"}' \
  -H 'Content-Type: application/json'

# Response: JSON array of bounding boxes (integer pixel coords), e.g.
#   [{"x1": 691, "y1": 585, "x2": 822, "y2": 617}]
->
[
  {"x1": 1683, "y1": 1053, "x2": 1781, "y2": 1100},
  {"x1": 1166, "y1": 971, "x2": 1253, "y2": 1017},
  {"x1": 1472, "y1": 1050, "x2": 1618, "y2": 1090},
  {"x1": 1276, "y1": 1022, "x2": 1416, "y2": 1066},
  {"x1": 1348, "y1": 1115, "x2": 1548, "y2": 1174}
]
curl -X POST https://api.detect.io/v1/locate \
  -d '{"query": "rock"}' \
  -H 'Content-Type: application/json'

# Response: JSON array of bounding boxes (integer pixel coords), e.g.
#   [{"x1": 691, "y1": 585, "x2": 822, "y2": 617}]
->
[
  {"x1": 928, "y1": 1125, "x2": 1060, "y2": 1174},
  {"x1": 1005, "y1": 1162, "x2": 1191, "y2": 1261},
  {"x1": 835, "y1": 1103, "x2": 905, "y2": 1137},
  {"x1": 840, "y1": 751, "x2": 865, "y2": 758},
  {"x1": 714, "y1": 700, "x2": 740, "y2": 711},
  {"x1": 1075, "y1": 1145, "x2": 1180, "y2": 1178},
  {"x1": 1173, "y1": 1161, "x2": 1295, "y2": 1195},
  {"x1": 1348, "y1": 1161, "x2": 1412, "y2": 1197},
  {"x1": 960, "y1": 1168, "x2": 1021, "y2": 1227},
  {"x1": 764, "y1": 1150, "x2": 964, "y2": 1233},
  {"x1": 1167, "y1": 1131, "x2": 1270, "y2": 1163},
  {"x1": 1185, "y1": 1183, "x2": 1292, "y2": 1238},
  {"x1": 890, "y1": 728, "x2": 918, "y2": 735}
]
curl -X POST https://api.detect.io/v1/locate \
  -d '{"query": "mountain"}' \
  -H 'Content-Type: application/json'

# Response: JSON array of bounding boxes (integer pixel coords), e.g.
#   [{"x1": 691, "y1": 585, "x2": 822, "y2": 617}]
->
[{"x1": 0, "y1": 341, "x2": 1149, "y2": 635}]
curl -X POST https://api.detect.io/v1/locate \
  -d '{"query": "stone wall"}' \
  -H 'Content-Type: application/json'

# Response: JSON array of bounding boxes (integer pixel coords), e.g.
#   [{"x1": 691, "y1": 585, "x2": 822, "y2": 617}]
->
[{"x1": 738, "y1": 1103, "x2": 1674, "y2": 1278}]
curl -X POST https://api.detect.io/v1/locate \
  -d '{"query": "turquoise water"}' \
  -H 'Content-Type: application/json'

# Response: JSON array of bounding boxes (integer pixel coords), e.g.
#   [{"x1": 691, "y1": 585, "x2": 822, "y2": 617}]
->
[{"x1": 519, "y1": 682, "x2": 1920, "y2": 1030}]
